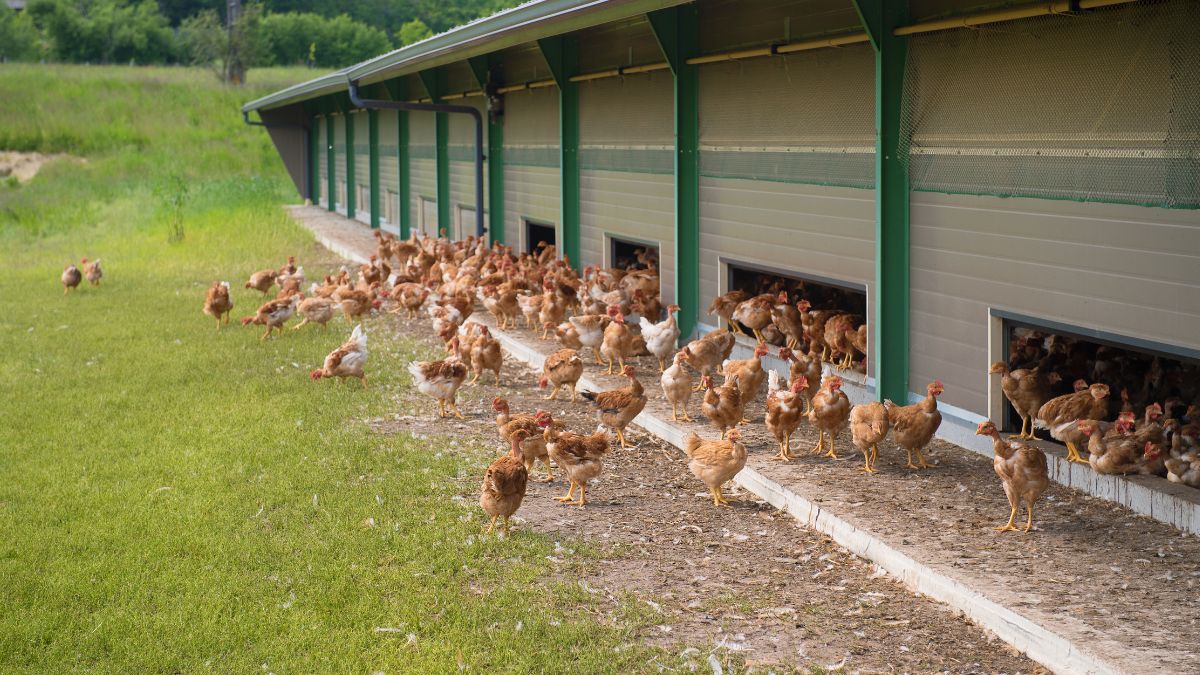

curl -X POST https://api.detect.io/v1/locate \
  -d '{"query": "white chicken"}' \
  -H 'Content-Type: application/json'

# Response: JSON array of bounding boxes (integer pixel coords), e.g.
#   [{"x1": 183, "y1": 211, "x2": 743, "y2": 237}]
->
[{"x1": 639, "y1": 304, "x2": 681, "y2": 372}]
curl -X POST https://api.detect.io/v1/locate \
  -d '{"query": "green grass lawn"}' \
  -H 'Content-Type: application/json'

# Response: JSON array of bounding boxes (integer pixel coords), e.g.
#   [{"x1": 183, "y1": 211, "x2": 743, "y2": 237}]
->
[{"x1": 0, "y1": 65, "x2": 667, "y2": 673}]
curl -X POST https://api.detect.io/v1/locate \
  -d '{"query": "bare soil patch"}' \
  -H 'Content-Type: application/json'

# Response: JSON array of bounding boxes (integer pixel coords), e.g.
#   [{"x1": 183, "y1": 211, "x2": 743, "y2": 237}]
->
[
  {"x1": 0, "y1": 151, "x2": 76, "y2": 183},
  {"x1": 370, "y1": 314, "x2": 1044, "y2": 673}
]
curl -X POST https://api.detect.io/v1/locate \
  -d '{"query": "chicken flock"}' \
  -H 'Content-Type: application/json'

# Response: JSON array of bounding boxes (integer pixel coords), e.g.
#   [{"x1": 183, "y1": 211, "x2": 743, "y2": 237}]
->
[{"x1": 67, "y1": 223, "x2": 1188, "y2": 538}]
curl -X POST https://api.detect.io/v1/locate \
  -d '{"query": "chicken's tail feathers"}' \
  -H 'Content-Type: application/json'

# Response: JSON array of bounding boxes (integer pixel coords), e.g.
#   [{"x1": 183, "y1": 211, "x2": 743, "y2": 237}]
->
[
  {"x1": 768, "y1": 369, "x2": 782, "y2": 394},
  {"x1": 638, "y1": 316, "x2": 654, "y2": 333},
  {"x1": 579, "y1": 390, "x2": 598, "y2": 403},
  {"x1": 682, "y1": 431, "x2": 701, "y2": 457}
]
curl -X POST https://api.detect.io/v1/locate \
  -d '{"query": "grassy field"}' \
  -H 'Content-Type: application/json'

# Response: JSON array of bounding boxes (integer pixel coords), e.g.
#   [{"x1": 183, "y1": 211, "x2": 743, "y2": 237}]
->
[{"x1": 0, "y1": 65, "x2": 666, "y2": 672}]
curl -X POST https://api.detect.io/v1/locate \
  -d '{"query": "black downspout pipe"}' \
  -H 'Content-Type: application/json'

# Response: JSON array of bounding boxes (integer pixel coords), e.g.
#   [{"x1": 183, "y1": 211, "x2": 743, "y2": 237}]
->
[
  {"x1": 347, "y1": 78, "x2": 486, "y2": 239},
  {"x1": 243, "y1": 110, "x2": 314, "y2": 204}
]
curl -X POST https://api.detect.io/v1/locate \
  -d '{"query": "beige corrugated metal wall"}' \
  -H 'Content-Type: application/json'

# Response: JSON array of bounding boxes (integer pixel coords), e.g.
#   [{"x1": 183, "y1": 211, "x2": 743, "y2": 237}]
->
[
  {"x1": 449, "y1": 97, "x2": 489, "y2": 240},
  {"x1": 502, "y1": 86, "x2": 559, "y2": 252},
  {"x1": 409, "y1": 111, "x2": 437, "y2": 234},
  {"x1": 378, "y1": 110, "x2": 399, "y2": 232},
  {"x1": 579, "y1": 72, "x2": 675, "y2": 305},
  {"x1": 698, "y1": 47, "x2": 876, "y2": 371},
  {"x1": 333, "y1": 114, "x2": 347, "y2": 215},
  {"x1": 910, "y1": 194, "x2": 1200, "y2": 415},
  {"x1": 353, "y1": 111, "x2": 370, "y2": 224},
  {"x1": 317, "y1": 116, "x2": 327, "y2": 207}
]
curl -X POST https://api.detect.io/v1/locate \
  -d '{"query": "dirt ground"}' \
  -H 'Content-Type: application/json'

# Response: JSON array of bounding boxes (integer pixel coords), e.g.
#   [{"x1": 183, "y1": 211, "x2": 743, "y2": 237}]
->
[
  {"x1": 458, "y1": 314, "x2": 1200, "y2": 673},
  {"x1": 371, "y1": 312, "x2": 1045, "y2": 673},
  {"x1": 0, "y1": 151, "x2": 73, "y2": 183}
]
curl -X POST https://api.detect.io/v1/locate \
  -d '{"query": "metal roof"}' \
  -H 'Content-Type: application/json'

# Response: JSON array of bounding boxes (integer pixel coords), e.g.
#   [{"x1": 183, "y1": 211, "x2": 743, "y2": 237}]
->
[{"x1": 243, "y1": 0, "x2": 689, "y2": 113}]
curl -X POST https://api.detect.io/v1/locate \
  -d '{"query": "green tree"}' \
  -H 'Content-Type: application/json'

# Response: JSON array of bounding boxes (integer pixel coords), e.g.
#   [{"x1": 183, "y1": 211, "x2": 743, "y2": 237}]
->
[
  {"x1": 258, "y1": 11, "x2": 390, "y2": 68},
  {"x1": 0, "y1": 8, "x2": 43, "y2": 62},
  {"x1": 27, "y1": 0, "x2": 176, "y2": 64},
  {"x1": 395, "y1": 18, "x2": 431, "y2": 46},
  {"x1": 178, "y1": 4, "x2": 267, "y2": 83}
]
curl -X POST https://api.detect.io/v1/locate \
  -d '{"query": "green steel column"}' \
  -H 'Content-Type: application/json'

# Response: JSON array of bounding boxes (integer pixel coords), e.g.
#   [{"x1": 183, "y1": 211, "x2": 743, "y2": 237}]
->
[
  {"x1": 345, "y1": 111, "x2": 357, "y2": 219},
  {"x1": 469, "y1": 54, "x2": 505, "y2": 245},
  {"x1": 649, "y1": 6, "x2": 700, "y2": 341},
  {"x1": 325, "y1": 113, "x2": 335, "y2": 212},
  {"x1": 368, "y1": 108, "x2": 380, "y2": 229},
  {"x1": 419, "y1": 70, "x2": 450, "y2": 237},
  {"x1": 854, "y1": 0, "x2": 911, "y2": 403},
  {"x1": 538, "y1": 36, "x2": 580, "y2": 268},
  {"x1": 386, "y1": 79, "x2": 412, "y2": 239},
  {"x1": 308, "y1": 119, "x2": 320, "y2": 204}
]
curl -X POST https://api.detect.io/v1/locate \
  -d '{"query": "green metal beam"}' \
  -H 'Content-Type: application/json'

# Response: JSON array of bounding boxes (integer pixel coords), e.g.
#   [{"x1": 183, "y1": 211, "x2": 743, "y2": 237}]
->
[
  {"x1": 419, "y1": 69, "x2": 450, "y2": 237},
  {"x1": 469, "y1": 54, "x2": 506, "y2": 245},
  {"x1": 537, "y1": 36, "x2": 580, "y2": 268},
  {"x1": 368, "y1": 108, "x2": 380, "y2": 229},
  {"x1": 648, "y1": 5, "x2": 699, "y2": 341},
  {"x1": 325, "y1": 112, "x2": 335, "y2": 212},
  {"x1": 854, "y1": 0, "x2": 911, "y2": 403},
  {"x1": 345, "y1": 111, "x2": 356, "y2": 219}
]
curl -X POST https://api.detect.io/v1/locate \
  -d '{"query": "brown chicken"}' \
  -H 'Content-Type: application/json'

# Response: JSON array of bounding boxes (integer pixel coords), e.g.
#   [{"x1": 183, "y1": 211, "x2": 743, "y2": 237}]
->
[
  {"x1": 389, "y1": 282, "x2": 429, "y2": 319},
  {"x1": 310, "y1": 324, "x2": 368, "y2": 387},
  {"x1": 408, "y1": 357, "x2": 469, "y2": 418},
  {"x1": 681, "y1": 330, "x2": 737, "y2": 390},
  {"x1": 541, "y1": 420, "x2": 609, "y2": 506},
  {"x1": 244, "y1": 269, "x2": 278, "y2": 295},
  {"x1": 554, "y1": 321, "x2": 584, "y2": 350},
  {"x1": 824, "y1": 313, "x2": 862, "y2": 370},
  {"x1": 778, "y1": 346, "x2": 821, "y2": 414},
  {"x1": 240, "y1": 295, "x2": 298, "y2": 340},
  {"x1": 708, "y1": 289, "x2": 748, "y2": 334},
  {"x1": 81, "y1": 257, "x2": 103, "y2": 286},
  {"x1": 61, "y1": 264, "x2": 82, "y2": 294},
  {"x1": 661, "y1": 351, "x2": 694, "y2": 422},
  {"x1": 540, "y1": 348, "x2": 584, "y2": 402},
  {"x1": 580, "y1": 365, "x2": 647, "y2": 448},
  {"x1": 850, "y1": 401, "x2": 890, "y2": 473},
  {"x1": 808, "y1": 375, "x2": 852, "y2": 459},
  {"x1": 293, "y1": 296, "x2": 336, "y2": 330},
  {"x1": 885, "y1": 380, "x2": 945, "y2": 469},
  {"x1": 538, "y1": 283, "x2": 568, "y2": 340},
  {"x1": 481, "y1": 285, "x2": 520, "y2": 329},
  {"x1": 722, "y1": 342, "x2": 769, "y2": 423},
  {"x1": 202, "y1": 281, "x2": 233, "y2": 330},
  {"x1": 701, "y1": 374, "x2": 743, "y2": 439},
  {"x1": 467, "y1": 325, "x2": 503, "y2": 385},
  {"x1": 988, "y1": 362, "x2": 1060, "y2": 439},
  {"x1": 338, "y1": 288, "x2": 378, "y2": 322},
  {"x1": 731, "y1": 294, "x2": 776, "y2": 342},
  {"x1": 770, "y1": 292, "x2": 805, "y2": 350},
  {"x1": 683, "y1": 429, "x2": 747, "y2": 507},
  {"x1": 599, "y1": 308, "x2": 635, "y2": 375},
  {"x1": 479, "y1": 431, "x2": 530, "y2": 535},
  {"x1": 1079, "y1": 418, "x2": 1142, "y2": 475},
  {"x1": 1035, "y1": 383, "x2": 1110, "y2": 463},
  {"x1": 492, "y1": 396, "x2": 535, "y2": 433},
  {"x1": 765, "y1": 370, "x2": 807, "y2": 461},
  {"x1": 494, "y1": 408, "x2": 554, "y2": 482},
  {"x1": 976, "y1": 420, "x2": 1049, "y2": 532}
]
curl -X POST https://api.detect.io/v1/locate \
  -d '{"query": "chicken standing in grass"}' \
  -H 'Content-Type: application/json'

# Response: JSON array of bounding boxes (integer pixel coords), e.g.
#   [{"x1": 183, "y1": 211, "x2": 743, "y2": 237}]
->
[
  {"x1": 661, "y1": 351, "x2": 694, "y2": 422},
  {"x1": 81, "y1": 257, "x2": 103, "y2": 286},
  {"x1": 850, "y1": 401, "x2": 890, "y2": 473},
  {"x1": 61, "y1": 264, "x2": 82, "y2": 294},
  {"x1": 202, "y1": 281, "x2": 233, "y2": 330},
  {"x1": 244, "y1": 269, "x2": 278, "y2": 295},
  {"x1": 310, "y1": 324, "x2": 369, "y2": 387},
  {"x1": 293, "y1": 296, "x2": 336, "y2": 330},
  {"x1": 976, "y1": 420, "x2": 1049, "y2": 533},
  {"x1": 408, "y1": 356, "x2": 469, "y2": 418},
  {"x1": 241, "y1": 295, "x2": 298, "y2": 340},
  {"x1": 480, "y1": 430, "x2": 530, "y2": 535},
  {"x1": 683, "y1": 429, "x2": 746, "y2": 507}
]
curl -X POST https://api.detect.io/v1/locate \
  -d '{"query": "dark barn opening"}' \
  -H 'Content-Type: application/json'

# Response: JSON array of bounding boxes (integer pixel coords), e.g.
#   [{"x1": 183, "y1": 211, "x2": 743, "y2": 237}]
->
[
  {"x1": 611, "y1": 237, "x2": 659, "y2": 272},
  {"x1": 725, "y1": 262, "x2": 868, "y2": 372},
  {"x1": 1002, "y1": 319, "x2": 1198, "y2": 437},
  {"x1": 525, "y1": 220, "x2": 556, "y2": 255}
]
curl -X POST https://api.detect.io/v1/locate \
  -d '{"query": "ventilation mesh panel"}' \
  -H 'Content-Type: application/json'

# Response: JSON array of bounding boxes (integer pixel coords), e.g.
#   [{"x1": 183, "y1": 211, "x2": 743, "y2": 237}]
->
[
  {"x1": 409, "y1": 110, "x2": 436, "y2": 161},
  {"x1": 699, "y1": 44, "x2": 875, "y2": 188},
  {"x1": 900, "y1": 1, "x2": 1200, "y2": 208},
  {"x1": 579, "y1": 72, "x2": 674, "y2": 175},
  {"x1": 503, "y1": 87, "x2": 559, "y2": 168}
]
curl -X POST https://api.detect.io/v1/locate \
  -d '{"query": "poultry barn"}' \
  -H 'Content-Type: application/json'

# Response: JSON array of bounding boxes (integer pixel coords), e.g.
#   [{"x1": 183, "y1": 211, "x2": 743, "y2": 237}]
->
[{"x1": 245, "y1": 0, "x2": 1200, "y2": 515}]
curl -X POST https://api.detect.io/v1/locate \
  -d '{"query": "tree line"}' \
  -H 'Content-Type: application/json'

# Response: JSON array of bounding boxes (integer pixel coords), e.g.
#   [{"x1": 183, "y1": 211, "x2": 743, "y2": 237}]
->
[{"x1": 0, "y1": 0, "x2": 520, "y2": 77}]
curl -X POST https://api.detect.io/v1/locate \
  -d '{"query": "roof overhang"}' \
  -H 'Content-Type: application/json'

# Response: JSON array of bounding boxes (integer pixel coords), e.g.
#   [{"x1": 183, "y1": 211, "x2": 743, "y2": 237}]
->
[{"x1": 243, "y1": 0, "x2": 689, "y2": 113}]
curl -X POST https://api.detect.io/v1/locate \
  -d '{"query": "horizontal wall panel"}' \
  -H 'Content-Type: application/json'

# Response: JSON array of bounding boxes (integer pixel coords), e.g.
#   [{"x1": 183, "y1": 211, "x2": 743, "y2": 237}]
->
[
  {"x1": 581, "y1": 169, "x2": 675, "y2": 304},
  {"x1": 353, "y1": 111, "x2": 370, "y2": 219},
  {"x1": 378, "y1": 110, "x2": 399, "y2": 226},
  {"x1": 504, "y1": 87, "x2": 559, "y2": 168},
  {"x1": 699, "y1": 177, "x2": 875, "y2": 373},
  {"x1": 317, "y1": 116, "x2": 327, "y2": 206},
  {"x1": 909, "y1": 192, "x2": 1200, "y2": 415},
  {"x1": 333, "y1": 114, "x2": 346, "y2": 213},
  {"x1": 449, "y1": 97, "x2": 488, "y2": 233},
  {"x1": 505, "y1": 165, "x2": 559, "y2": 252}
]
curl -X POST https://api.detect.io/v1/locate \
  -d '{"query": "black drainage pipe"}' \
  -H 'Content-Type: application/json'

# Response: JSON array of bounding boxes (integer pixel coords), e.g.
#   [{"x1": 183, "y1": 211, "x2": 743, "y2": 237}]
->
[
  {"x1": 243, "y1": 111, "x2": 315, "y2": 204},
  {"x1": 347, "y1": 78, "x2": 485, "y2": 239}
]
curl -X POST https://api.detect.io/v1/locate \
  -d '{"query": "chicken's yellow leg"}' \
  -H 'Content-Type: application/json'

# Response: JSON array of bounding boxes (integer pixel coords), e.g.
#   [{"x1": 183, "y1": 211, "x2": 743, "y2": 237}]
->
[
  {"x1": 545, "y1": 386, "x2": 558, "y2": 401},
  {"x1": 811, "y1": 431, "x2": 825, "y2": 455},
  {"x1": 542, "y1": 460, "x2": 554, "y2": 482},
  {"x1": 292, "y1": 318, "x2": 308, "y2": 330},
  {"x1": 576, "y1": 483, "x2": 588, "y2": 507},
  {"x1": 670, "y1": 402, "x2": 678, "y2": 421},
  {"x1": 592, "y1": 347, "x2": 602, "y2": 364},
  {"x1": 680, "y1": 406, "x2": 692, "y2": 422},
  {"x1": 824, "y1": 435, "x2": 838, "y2": 460},
  {"x1": 437, "y1": 400, "x2": 446, "y2": 418},
  {"x1": 449, "y1": 400, "x2": 465, "y2": 420},
  {"x1": 903, "y1": 448, "x2": 919, "y2": 469},
  {"x1": 606, "y1": 355, "x2": 614, "y2": 375},
  {"x1": 913, "y1": 448, "x2": 937, "y2": 469},
  {"x1": 216, "y1": 317, "x2": 222, "y2": 332},
  {"x1": 994, "y1": 507, "x2": 1018, "y2": 532},
  {"x1": 502, "y1": 516, "x2": 511, "y2": 535},
  {"x1": 361, "y1": 376, "x2": 369, "y2": 389},
  {"x1": 556, "y1": 481, "x2": 577, "y2": 502},
  {"x1": 570, "y1": 385, "x2": 577, "y2": 403},
  {"x1": 486, "y1": 515, "x2": 499, "y2": 534},
  {"x1": 1023, "y1": 503, "x2": 1035, "y2": 533},
  {"x1": 1065, "y1": 441, "x2": 1087, "y2": 463}
]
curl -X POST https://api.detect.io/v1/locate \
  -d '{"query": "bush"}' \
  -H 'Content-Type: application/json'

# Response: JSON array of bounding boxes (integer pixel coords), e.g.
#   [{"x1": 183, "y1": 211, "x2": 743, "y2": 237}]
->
[
  {"x1": 27, "y1": 0, "x2": 176, "y2": 64},
  {"x1": 0, "y1": 8, "x2": 43, "y2": 62},
  {"x1": 259, "y1": 12, "x2": 392, "y2": 69}
]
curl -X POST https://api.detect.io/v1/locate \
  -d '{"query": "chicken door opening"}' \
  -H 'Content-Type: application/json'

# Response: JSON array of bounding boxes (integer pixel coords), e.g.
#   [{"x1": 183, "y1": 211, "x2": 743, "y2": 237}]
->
[
  {"x1": 714, "y1": 263, "x2": 868, "y2": 373},
  {"x1": 998, "y1": 321, "x2": 1199, "y2": 446},
  {"x1": 611, "y1": 237, "x2": 658, "y2": 272},
  {"x1": 525, "y1": 221, "x2": 556, "y2": 255}
]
